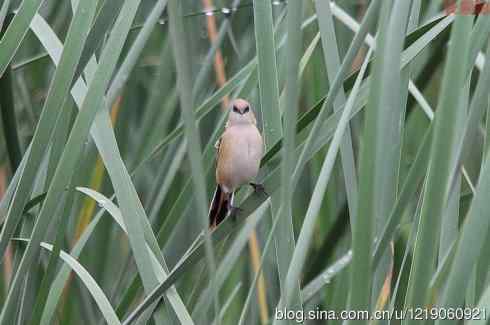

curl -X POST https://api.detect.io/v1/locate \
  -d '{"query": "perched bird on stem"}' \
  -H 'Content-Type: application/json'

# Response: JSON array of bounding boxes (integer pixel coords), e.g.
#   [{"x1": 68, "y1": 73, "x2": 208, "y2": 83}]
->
[{"x1": 209, "y1": 99, "x2": 266, "y2": 229}]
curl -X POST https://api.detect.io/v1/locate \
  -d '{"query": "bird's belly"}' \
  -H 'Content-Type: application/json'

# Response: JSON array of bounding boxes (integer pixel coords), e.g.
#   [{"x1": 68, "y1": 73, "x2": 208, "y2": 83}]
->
[
  {"x1": 218, "y1": 130, "x2": 262, "y2": 193},
  {"x1": 229, "y1": 149, "x2": 260, "y2": 183},
  {"x1": 227, "y1": 142, "x2": 260, "y2": 188}
]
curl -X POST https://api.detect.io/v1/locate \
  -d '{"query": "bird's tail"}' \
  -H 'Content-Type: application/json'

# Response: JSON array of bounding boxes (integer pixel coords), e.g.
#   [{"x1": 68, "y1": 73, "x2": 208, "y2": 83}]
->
[{"x1": 209, "y1": 185, "x2": 232, "y2": 229}]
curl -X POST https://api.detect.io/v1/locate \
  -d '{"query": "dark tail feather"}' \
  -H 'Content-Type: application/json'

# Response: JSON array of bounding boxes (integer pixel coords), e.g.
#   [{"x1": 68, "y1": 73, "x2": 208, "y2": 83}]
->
[{"x1": 209, "y1": 185, "x2": 231, "y2": 229}]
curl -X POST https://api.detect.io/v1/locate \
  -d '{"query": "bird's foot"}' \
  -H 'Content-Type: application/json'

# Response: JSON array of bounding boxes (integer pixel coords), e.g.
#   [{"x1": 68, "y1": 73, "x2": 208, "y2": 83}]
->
[{"x1": 250, "y1": 183, "x2": 268, "y2": 196}]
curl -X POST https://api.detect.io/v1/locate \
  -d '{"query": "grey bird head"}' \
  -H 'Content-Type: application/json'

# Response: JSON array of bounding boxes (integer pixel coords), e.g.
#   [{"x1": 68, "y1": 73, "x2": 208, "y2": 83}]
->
[{"x1": 227, "y1": 98, "x2": 257, "y2": 126}]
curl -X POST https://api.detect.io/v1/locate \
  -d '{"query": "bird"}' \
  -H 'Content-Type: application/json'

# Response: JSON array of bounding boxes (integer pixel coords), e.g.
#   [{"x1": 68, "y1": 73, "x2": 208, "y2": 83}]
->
[{"x1": 208, "y1": 98, "x2": 265, "y2": 229}]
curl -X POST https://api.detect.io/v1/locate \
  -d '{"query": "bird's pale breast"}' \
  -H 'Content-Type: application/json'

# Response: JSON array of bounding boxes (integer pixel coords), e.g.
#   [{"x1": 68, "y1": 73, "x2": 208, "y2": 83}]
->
[{"x1": 216, "y1": 125, "x2": 263, "y2": 193}]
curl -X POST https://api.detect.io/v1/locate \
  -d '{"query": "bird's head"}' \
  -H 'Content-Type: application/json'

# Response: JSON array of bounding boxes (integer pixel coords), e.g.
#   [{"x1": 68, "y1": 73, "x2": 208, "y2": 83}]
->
[{"x1": 227, "y1": 99, "x2": 257, "y2": 126}]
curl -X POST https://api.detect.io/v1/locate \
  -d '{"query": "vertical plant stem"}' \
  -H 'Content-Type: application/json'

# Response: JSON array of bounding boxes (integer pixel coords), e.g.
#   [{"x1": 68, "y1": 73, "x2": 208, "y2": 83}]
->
[
  {"x1": 252, "y1": 0, "x2": 295, "y2": 314},
  {"x1": 168, "y1": 0, "x2": 219, "y2": 323},
  {"x1": 403, "y1": 2, "x2": 473, "y2": 321},
  {"x1": 314, "y1": 0, "x2": 358, "y2": 224},
  {"x1": 278, "y1": 0, "x2": 304, "y2": 314},
  {"x1": 0, "y1": 0, "x2": 99, "y2": 321},
  {"x1": 346, "y1": 0, "x2": 412, "y2": 321},
  {"x1": 0, "y1": 0, "x2": 11, "y2": 30},
  {"x1": 0, "y1": 13, "x2": 22, "y2": 172}
]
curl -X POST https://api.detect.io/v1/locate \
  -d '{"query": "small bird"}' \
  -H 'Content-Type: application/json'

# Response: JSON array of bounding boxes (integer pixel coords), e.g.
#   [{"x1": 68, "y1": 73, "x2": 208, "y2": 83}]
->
[{"x1": 209, "y1": 99, "x2": 265, "y2": 229}]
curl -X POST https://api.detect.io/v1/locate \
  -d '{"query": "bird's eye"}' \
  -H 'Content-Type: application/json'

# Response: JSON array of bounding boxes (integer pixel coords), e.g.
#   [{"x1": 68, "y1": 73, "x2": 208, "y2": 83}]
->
[
  {"x1": 243, "y1": 106, "x2": 250, "y2": 113},
  {"x1": 232, "y1": 105, "x2": 239, "y2": 113}
]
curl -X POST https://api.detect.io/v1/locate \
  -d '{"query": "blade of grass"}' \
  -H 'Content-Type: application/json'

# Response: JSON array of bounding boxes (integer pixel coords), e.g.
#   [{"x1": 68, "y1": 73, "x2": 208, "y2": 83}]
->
[
  {"x1": 192, "y1": 200, "x2": 269, "y2": 323},
  {"x1": 253, "y1": 0, "x2": 298, "y2": 316},
  {"x1": 372, "y1": 0, "x2": 413, "y2": 309},
  {"x1": 468, "y1": 284, "x2": 490, "y2": 325},
  {"x1": 435, "y1": 150, "x2": 490, "y2": 324},
  {"x1": 11, "y1": 51, "x2": 48, "y2": 70},
  {"x1": 435, "y1": 40, "x2": 490, "y2": 325},
  {"x1": 275, "y1": 48, "x2": 373, "y2": 321},
  {"x1": 377, "y1": 0, "x2": 420, "y2": 312},
  {"x1": 468, "y1": 232, "x2": 490, "y2": 304},
  {"x1": 13, "y1": 239, "x2": 121, "y2": 325},
  {"x1": 467, "y1": 12, "x2": 490, "y2": 76},
  {"x1": 211, "y1": 283, "x2": 242, "y2": 325},
  {"x1": 105, "y1": 0, "x2": 168, "y2": 108},
  {"x1": 0, "y1": 0, "x2": 95, "y2": 261},
  {"x1": 148, "y1": 140, "x2": 187, "y2": 222},
  {"x1": 71, "y1": 0, "x2": 125, "y2": 83},
  {"x1": 314, "y1": 0, "x2": 358, "y2": 223},
  {"x1": 122, "y1": 204, "x2": 259, "y2": 324},
  {"x1": 387, "y1": 185, "x2": 424, "y2": 314},
  {"x1": 39, "y1": 205, "x2": 108, "y2": 325},
  {"x1": 0, "y1": 148, "x2": 27, "y2": 226},
  {"x1": 76, "y1": 187, "x2": 194, "y2": 324},
  {"x1": 450, "y1": 40, "x2": 490, "y2": 193},
  {"x1": 372, "y1": 127, "x2": 432, "y2": 267},
  {"x1": 403, "y1": 3, "x2": 474, "y2": 320},
  {"x1": 330, "y1": 0, "x2": 475, "y2": 197},
  {"x1": 29, "y1": 183, "x2": 74, "y2": 325},
  {"x1": 0, "y1": 0, "x2": 45, "y2": 76},
  {"x1": 429, "y1": 240, "x2": 457, "y2": 297},
  {"x1": 0, "y1": 0, "x2": 11, "y2": 30},
  {"x1": 277, "y1": 0, "x2": 303, "y2": 313},
  {"x1": 0, "y1": 0, "x2": 98, "y2": 320},
  {"x1": 267, "y1": 12, "x2": 452, "y2": 168},
  {"x1": 70, "y1": 0, "x2": 170, "y2": 309},
  {"x1": 398, "y1": 0, "x2": 421, "y2": 239},
  {"x1": 290, "y1": 0, "x2": 382, "y2": 189},
  {"x1": 192, "y1": 0, "x2": 242, "y2": 104},
  {"x1": 346, "y1": 0, "x2": 413, "y2": 317},
  {"x1": 132, "y1": 37, "x2": 174, "y2": 163},
  {"x1": 30, "y1": 4, "x2": 193, "y2": 322},
  {"x1": 251, "y1": 73, "x2": 431, "y2": 284},
  {"x1": 439, "y1": 104, "x2": 466, "y2": 262},
  {"x1": 301, "y1": 250, "x2": 352, "y2": 303},
  {"x1": 156, "y1": 113, "x2": 227, "y2": 248},
  {"x1": 1, "y1": 1, "x2": 151, "y2": 323},
  {"x1": 374, "y1": 13, "x2": 488, "y2": 267},
  {"x1": 238, "y1": 195, "x2": 284, "y2": 325},
  {"x1": 28, "y1": 96, "x2": 74, "y2": 323},
  {"x1": 253, "y1": 0, "x2": 282, "y2": 147},
  {"x1": 0, "y1": 14, "x2": 22, "y2": 171},
  {"x1": 168, "y1": 1, "x2": 218, "y2": 324}
]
